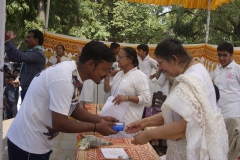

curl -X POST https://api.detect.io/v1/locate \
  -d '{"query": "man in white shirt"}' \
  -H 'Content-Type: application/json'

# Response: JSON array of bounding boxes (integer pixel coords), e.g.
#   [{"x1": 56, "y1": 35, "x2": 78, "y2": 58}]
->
[
  {"x1": 137, "y1": 44, "x2": 158, "y2": 81},
  {"x1": 104, "y1": 42, "x2": 121, "y2": 102},
  {"x1": 211, "y1": 42, "x2": 240, "y2": 119},
  {"x1": 7, "y1": 40, "x2": 118, "y2": 160}
]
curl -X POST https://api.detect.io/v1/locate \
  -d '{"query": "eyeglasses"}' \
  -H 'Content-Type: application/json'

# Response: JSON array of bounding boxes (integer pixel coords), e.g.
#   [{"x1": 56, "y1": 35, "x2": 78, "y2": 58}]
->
[{"x1": 217, "y1": 53, "x2": 231, "y2": 58}]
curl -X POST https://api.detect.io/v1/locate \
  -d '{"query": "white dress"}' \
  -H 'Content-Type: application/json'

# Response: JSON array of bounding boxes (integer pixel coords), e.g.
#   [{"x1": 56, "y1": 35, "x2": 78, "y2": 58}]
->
[
  {"x1": 109, "y1": 67, "x2": 151, "y2": 138},
  {"x1": 161, "y1": 63, "x2": 228, "y2": 160}
]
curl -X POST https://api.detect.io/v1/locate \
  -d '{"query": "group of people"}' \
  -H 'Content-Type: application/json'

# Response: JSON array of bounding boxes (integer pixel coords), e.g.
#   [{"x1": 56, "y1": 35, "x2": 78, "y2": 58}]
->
[{"x1": 3, "y1": 28, "x2": 240, "y2": 160}]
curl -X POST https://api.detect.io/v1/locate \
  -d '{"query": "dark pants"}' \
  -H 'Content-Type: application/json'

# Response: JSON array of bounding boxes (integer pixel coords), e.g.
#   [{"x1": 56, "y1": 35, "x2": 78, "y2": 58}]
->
[
  {"x1": 8, "y1": 139, "x2": 52, "y2": 160},
  {"x1": 7, "y1": 100, "x2": 14, "y2": 119},
  {"x1": 21, "y1": 89, "x2": 28, "y2": 102}
]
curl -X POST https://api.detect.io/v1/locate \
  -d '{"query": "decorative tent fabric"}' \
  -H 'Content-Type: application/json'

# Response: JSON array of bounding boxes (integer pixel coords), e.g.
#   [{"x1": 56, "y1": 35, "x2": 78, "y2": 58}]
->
[
  {"x1": 43, "y1": 31, "x2": 240, "y2": 74},
  {"x1": 124, "y1": 0, "x2": 232, "y2": 10}
]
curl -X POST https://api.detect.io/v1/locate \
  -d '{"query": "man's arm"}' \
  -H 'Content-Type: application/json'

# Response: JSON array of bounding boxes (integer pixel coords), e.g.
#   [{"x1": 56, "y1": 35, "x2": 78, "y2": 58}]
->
[
  {"x1": 52, "y1": 111, "x2": 117, "y2": 135},
  {"x1": 70, "y1": 104, "x2": 102, "y2": 123},
  {"x1": 5, "y1": 41, "x2": 45, "y2": 63}
]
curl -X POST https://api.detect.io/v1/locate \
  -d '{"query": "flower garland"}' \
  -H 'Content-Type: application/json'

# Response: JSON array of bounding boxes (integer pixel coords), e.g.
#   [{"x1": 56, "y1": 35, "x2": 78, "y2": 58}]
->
[{"x1": 76, "y1": 133, "x2": 113, "y2": 150}]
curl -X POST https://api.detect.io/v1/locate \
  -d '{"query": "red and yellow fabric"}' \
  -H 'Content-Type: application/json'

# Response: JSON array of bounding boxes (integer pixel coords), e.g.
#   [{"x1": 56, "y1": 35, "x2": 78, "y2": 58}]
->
[
  {"x1": 124, "y1": 0, "x2": 232, "y2": 10},
  {"x1": 76, "y1": 137, "x2": 160, "y2": 160},
  {"x1": 43, "y1": 31, "x2": 240, "y2": 73}
]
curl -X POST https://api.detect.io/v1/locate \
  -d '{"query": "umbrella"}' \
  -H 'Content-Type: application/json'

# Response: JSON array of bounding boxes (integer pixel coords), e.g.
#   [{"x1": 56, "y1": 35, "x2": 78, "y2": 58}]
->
[{"x1": 124, "y1": 0, "x2": 232, "y2": 43}]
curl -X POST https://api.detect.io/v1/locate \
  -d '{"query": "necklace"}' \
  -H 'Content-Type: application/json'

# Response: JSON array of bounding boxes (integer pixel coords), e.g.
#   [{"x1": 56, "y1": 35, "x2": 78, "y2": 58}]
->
[{"x1": 182, "y1": 58, "x2": 192, "y2": 74}]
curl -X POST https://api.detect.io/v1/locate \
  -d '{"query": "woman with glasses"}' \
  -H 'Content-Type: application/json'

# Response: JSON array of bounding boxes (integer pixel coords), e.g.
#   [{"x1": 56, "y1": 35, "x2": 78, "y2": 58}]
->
[
  {"x1": 126, "y1": 39, "x2": 228, "y2": 160},
  {"x1": 104, "y1": 47, "x2": 151, "y2": 138}
]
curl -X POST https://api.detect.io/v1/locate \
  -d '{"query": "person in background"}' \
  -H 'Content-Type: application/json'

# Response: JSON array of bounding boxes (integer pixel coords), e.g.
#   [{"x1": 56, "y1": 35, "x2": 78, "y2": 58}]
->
[
  {"x1": 5, "y1": 29, "x2": 46, "y2": 101},
  {"x1": 211, "y1": 42, "x2": 240, "y2": 119},
  {"x1": 126, "y1": 38, "x2": 228, "y2": 160},
  {"x1": 137, "y1": 44, "x2": 158, "y2": 81},
  {"x1": 3, "y1": 77, "x2": 9, "y2": 120},
  {"x1": 47, "y1": 44, "x2": 70, "y2": 66},
  {"x1": 4, "y1": 75, "x2": 18, "y2": 119},
  {"x1": 104, "y1": 42, "x2": 121, "y2": 102},
  {"x1": 104, "y1": 47, "x2": 151, "y2": 138},
  {"x1": 7, "y1": 41, "x2": 118, "y2": 160},
  {"x1": 12, "y1": 69, "x2": 20, "y2": 79}
]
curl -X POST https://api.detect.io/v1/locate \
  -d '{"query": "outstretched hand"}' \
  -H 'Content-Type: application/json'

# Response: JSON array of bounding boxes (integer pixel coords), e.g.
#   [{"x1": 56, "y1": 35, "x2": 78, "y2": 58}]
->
[
  {"x1": 131, "y1": 130, "x2": 149, "y2": 145},
  {"x1": 5, "y1": 31, "x2": 16, "y2": 42},
  {"x1": 125, "y1": 119, "x2": 145, "y2": 134},
  {"x1": 96, "y1": 121, "x2": 118, "y2": 136}
]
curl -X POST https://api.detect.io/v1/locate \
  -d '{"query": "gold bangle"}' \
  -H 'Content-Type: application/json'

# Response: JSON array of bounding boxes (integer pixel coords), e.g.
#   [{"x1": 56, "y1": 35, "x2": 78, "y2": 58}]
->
[
  {"x1": 147, "y1": 117, "x2": 152, "y2": 126},
  {"x1": 147, "y1": 130, "x2": 152, "y2": 141}
]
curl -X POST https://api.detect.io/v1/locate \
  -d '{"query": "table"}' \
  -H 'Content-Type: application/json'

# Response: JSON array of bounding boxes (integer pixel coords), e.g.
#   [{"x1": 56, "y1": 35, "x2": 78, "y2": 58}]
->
[
  {"x1": 76, "y1": 136, "x2": 160, "y2": 160},
  {"x1": 76, "y1": 104, "x2": 161, "y2": 160}
]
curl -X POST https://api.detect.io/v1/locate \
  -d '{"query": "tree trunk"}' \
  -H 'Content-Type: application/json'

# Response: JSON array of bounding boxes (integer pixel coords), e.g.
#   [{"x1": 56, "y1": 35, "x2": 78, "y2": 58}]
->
[{"x1": 38, "y1": 0, "x2": 45, "y2": 23}]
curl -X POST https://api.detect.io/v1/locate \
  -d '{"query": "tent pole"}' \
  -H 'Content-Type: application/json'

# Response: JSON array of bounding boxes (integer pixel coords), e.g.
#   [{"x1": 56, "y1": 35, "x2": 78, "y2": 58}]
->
[
  {"x1": 0, "y1": 0, "x2": 6, "y2": 159},
  {"x1": 205, "y1": 0, "x2": 211, "y2": 43},
  {"x1": 45, "y1": 0, "x2": 51, "y2": 31}
]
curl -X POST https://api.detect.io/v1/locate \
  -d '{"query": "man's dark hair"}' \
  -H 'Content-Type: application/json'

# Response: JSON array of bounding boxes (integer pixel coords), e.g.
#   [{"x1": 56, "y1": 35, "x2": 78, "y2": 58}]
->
[
  {"x1": 137, "y1": 44, "x2": 149, "y2": 55},
  {"x1": 28, "y1": 29, "x2": 44, "y2": 45},
  {"x1": 79, "y1": 40, "x2": 116, "y2": 66},
  {"x1": 217, "y1": 42, "x2": 233, "y2": 54},
  {"x1": 122, "y1": 47, "x2": 139, "y2": 67},
  {"x1": 110, "y1": 42, "x2": 120, "y2": 50}
]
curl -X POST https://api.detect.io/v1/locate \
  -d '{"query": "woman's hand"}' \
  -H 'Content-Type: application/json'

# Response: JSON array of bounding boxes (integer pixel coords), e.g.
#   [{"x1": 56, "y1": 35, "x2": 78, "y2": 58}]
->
[
  {"x1": 131, "y1": 130, "x2": 150, "y2": 145},
  {"x1": 125, "y1": 119, "x2": 145, "y2": 134},
  {"x1": 112, "y1": 95, "x2": 128, "y2": 105}
]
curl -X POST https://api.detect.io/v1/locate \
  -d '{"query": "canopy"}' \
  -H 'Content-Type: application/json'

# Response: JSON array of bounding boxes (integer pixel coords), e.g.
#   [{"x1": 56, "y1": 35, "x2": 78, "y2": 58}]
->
[{"x1": 125, "y1": 0, "x2": 232, "y2": 10}]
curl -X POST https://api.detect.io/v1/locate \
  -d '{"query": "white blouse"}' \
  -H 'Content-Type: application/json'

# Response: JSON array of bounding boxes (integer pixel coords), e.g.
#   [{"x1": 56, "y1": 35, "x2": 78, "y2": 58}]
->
[{"x1": 111, "y1": 67, "x2": 151, "y2": 126}]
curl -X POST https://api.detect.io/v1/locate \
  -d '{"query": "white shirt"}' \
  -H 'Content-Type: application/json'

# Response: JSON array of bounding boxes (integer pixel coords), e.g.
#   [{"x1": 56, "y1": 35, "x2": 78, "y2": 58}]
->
[
  {"x1": 7, "y1": 61, "x2": 82, "y2": 154},
  {"x1": 48, "y1": 55, "x2": 70, "y2": 64},
  {"x1": 211, "y1": 60, "x2": 240, "y2": 118},
  {"x1": 137, "y1": 55, "x2": 158, "y2": 79},
  {"x1": 110, "y1": 67, "x2": 151, "y2": 126}
]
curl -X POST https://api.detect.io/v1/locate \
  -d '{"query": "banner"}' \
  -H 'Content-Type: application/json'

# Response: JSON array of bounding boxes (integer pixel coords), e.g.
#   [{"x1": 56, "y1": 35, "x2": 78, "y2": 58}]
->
[{"x1": 43, "y1": 31, "x2": 240, "y2": 73}]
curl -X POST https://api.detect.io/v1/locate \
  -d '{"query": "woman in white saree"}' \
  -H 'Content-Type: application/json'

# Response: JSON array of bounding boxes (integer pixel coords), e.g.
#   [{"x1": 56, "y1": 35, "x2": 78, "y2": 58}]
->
[{"x1": 125, "y1": 38, "x2": 229, "y2": 160}]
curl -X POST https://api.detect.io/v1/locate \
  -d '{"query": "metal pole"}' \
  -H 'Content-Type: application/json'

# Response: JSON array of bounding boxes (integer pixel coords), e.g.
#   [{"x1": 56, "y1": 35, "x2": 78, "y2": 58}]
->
[
  {"x1": 205, "y1": 0, "x2": 211, "y2": 43},
  {"x1": 0, "y1": 0, "x2": 6, "y2": 159},
  {"x1": 45, "y1": 0, "x2": 51, "y2": 31}
]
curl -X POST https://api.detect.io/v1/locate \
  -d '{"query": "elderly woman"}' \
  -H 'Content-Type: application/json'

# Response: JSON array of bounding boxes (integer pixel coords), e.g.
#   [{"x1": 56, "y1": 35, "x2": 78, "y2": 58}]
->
[
  {"x1": 104, "y1": 47, "x2": 151, "y2": 138},
  {"x1": 47, "y1": 44, "x2": 70, "y2": 66},
  {"x1": 126, "y1": 39, "x2": 228, "y2": 160}
]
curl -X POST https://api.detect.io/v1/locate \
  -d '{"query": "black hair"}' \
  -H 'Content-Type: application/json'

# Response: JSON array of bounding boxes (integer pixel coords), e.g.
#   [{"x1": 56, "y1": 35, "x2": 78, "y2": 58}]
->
[
  {"x1": 137, "y1": 44, "x2": 149, "y2": 55},
  {"x1": 214, "y1": 84, "x2": 220, "y2": 102},
  {"x1": 13, "y1": 69, "x2": 20, "y2": 73},
  {"x1": 110, "y1": 42, "x2": 120, "y2": 50},
  {"x1": 79, "y1": 40, "x2": 116, "y2": 66},
  {"x1": 8, "y1": 75, "x2": 16, "y2": 80},
  {"x1": 28, "y1": 29, "x2": 44, "y2": 45},
  {"x1": 217, "y1": 42, "x2": 233, "y2": 54},
  {"x1": 122, "y1": 47, "x2": 139, "y2": 67},
  {"x1": 56, "y1": 44, "x2": 65, "y2": 51},
  {"x1": 154, "y1": 38, "x2": 191, "y2": 64}
]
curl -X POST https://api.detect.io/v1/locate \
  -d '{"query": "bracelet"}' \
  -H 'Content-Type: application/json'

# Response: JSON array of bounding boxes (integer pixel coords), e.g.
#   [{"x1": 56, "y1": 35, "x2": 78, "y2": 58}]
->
[
  {"x1": 93, "y1": 123, "x2": 96, "y2": 133},
  {"x1": 147, "y1": 130, "x2": 152, "y2": 141},
  {"x1": 147, "y1": 117, "x2": 152, "y2": 126}
]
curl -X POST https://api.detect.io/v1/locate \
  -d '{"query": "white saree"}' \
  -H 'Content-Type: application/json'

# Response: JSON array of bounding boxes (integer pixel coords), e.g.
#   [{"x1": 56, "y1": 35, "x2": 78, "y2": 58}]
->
[{"x1": 161, "y1": 74, "x2": 229, "y2": 160}]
